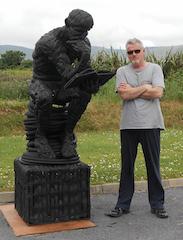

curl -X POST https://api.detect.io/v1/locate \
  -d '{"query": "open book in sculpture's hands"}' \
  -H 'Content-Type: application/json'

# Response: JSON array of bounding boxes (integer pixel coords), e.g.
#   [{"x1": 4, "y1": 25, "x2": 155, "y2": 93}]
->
[{"x1": 63, "y1": 68, "x2": 116, "y2": 89}]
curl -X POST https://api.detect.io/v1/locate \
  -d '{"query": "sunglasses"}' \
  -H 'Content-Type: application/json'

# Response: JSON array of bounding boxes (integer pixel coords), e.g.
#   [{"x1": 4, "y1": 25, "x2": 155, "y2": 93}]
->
[{"x1": 127, "y1": 48, "x2": 142, "y2": 55}]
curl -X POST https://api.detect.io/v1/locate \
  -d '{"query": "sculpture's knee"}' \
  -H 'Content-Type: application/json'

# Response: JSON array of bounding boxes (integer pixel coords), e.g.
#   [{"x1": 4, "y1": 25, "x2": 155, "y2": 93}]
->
[
  {"x1": 29, "y1": 80, "x2": 52, "y2": 112},
  {"x1": 37, "y1": 89, "x2": 52, "y2": 112}
]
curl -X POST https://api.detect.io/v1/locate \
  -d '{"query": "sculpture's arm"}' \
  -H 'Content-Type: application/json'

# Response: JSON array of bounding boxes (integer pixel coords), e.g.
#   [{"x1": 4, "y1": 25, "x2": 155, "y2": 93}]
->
[{"x1": 43, "y1": 38, "x2": 92, "y2": 81}]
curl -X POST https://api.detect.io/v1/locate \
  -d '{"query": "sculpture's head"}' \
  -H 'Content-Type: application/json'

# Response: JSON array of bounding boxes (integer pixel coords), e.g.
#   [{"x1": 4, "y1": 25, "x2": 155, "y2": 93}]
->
[{"x1": 65, "y1": 9, "x2": 94, "y2": 40}]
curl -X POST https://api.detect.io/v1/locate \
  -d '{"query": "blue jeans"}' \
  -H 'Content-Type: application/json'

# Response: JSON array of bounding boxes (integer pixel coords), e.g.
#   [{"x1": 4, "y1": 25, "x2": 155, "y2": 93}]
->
[{"x1": 116, "y1": 129, "x2": 164, "y2": 211}]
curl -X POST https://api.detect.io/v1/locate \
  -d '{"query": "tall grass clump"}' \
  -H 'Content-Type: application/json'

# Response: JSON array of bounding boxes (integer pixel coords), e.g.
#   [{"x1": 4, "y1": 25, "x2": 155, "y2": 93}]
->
[
  {"x1": 145, "y1": 48, "x2": 183, "y2": 78},
  {"x1": 162, "y1": 68, "x2": 183, "y2": 101},
  {"x1": 91, "y1": 47, "x2": 128, "y2": 71},
  {"x1": 92, "y1": 76, "x2": 121, "y2": 102},
  {"x1": 0, "y1": 69, "x2": 32, "y2": 100}
]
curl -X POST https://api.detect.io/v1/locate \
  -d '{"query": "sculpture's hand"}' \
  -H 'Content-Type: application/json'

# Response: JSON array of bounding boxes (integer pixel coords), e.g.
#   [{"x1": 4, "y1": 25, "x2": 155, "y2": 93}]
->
[
  {"x1": 81, "y1": 78, "x2": 99, "y2": 94},
  {"x1": 66, "y1": 39, "x2": 91, "y2": 54},
  {"x1": 77, "y1": 52, "x2": 91, "y2": 71},
  {"x1": 66, "y1": 39, "x2": 91, "y2": 71}
]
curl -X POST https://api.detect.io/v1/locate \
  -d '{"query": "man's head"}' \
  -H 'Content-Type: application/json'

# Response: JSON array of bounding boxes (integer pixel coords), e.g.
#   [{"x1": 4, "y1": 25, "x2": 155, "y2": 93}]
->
[
  {"x1": 126, "y1": 38, "x2": 145, "y2": 66},
  {"x1": 65, "y1": 9, "x2": 94, "y2": 40}
]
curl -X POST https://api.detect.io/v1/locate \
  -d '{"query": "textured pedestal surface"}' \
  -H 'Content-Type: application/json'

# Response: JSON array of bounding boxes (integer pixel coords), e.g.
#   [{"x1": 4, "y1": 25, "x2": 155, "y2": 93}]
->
[{"x1": 14, "y1": 157, "x2": 90, "y2": 225}]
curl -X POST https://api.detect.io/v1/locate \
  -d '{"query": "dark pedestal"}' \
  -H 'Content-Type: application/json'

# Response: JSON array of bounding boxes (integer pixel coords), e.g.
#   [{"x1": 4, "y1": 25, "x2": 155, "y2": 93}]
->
[{"x1": 14, "y1": 157, "x2": 90, "y2": 225}]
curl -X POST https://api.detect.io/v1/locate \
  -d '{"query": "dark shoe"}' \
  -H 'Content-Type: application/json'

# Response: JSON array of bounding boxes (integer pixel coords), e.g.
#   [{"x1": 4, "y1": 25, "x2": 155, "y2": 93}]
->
[
  {"x1": 105, "y1": 208, "x2": 130, "y2": 217},
  {"x1": 151, "y1": 209, "x2": 168, "y2": 218}
]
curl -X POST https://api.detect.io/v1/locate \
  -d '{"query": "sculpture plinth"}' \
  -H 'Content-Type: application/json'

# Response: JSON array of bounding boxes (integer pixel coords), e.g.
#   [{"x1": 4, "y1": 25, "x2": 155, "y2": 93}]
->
[{"x1": 14, "y1": 157, "x2": 90, "y2": 225}]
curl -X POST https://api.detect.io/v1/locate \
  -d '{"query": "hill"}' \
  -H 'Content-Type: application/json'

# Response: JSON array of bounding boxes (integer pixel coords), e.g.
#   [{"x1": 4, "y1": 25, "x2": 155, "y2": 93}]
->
[
  {"x1": 0, "y1": 44, "x2": 183, "y2": 60},
  {"x1": 145, "y1": 45, "x2": 183, "y2": 58},
  {"x1": 91, "y1": 45, "x2": 183, "y2": 58}
]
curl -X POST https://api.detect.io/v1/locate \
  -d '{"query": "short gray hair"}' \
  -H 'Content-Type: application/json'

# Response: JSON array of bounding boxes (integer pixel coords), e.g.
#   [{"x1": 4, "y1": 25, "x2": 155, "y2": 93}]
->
[{"x1": 126, "y1": 38, "x2": 144, "y2": 49}]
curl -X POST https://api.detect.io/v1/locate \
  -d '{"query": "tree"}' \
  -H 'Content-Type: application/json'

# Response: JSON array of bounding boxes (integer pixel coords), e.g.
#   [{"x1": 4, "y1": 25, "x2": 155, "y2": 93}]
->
[
  {"x1": 0, "y1": 50, "x2": 26, "y2": 69},
  {"x1": 20, "y1": 59, "x2": 33, "y2": 69}
]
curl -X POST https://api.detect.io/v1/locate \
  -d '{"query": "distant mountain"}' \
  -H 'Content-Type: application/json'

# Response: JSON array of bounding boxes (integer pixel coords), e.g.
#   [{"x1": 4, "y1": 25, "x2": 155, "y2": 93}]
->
[
  {"x1": 91, "y1": 45, "x2": 183, "y2": 58},
  {"x1": 145, "y1": 45, "x2": 183, "y2": 58},
  {"x1": 0, "y1": 44, "x2": 183, "y2": 60}
]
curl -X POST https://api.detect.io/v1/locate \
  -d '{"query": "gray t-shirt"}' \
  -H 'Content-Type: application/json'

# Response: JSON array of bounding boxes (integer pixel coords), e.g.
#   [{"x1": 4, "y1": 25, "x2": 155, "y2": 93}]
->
[{"x1": 116, "y1": 63, "x2": 165, "y2": 130}]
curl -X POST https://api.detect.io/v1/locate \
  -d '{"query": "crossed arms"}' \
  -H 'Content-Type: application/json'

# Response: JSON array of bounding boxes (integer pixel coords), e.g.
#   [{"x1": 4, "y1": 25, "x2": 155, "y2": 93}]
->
[{"x1": 117, "y1": 82, "x2": 164, "y2": 100}]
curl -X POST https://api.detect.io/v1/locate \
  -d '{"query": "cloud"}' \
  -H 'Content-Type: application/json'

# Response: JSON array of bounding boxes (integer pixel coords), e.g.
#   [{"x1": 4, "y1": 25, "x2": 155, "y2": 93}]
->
[{"x1": 1, "y1": 0, "x2": 183, "y2": 49}]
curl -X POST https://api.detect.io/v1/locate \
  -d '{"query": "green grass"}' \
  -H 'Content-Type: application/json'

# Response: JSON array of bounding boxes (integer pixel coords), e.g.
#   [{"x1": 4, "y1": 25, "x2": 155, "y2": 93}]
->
[
  {"x1": 0, "y1": 129, "x2": 183, "y2": 192},
  {"x1": 0, "y1": 135, "x2": 26, "y2": 192}
]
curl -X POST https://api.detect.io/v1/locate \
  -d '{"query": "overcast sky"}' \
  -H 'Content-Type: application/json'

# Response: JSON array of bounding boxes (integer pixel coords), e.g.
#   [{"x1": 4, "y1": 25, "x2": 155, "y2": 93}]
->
[{"x1": 1, "y1": 0, "x2": 183, "y2": 50}]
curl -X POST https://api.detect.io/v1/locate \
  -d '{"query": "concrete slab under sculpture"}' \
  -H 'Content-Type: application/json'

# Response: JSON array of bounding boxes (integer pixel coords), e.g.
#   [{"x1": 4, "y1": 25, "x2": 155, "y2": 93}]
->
[{"x1": 0, "y1": 204, "x2": 95, "y2": 237}]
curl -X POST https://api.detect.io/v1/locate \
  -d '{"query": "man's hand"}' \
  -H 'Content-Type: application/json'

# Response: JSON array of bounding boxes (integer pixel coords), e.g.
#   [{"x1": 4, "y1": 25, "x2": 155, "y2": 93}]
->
[
  {"x1": 144, "y1": 84, "x2": 153, "y2": 90},
  {"x1": 118, "y1": 82, "x2": 132, "y2": 90}
]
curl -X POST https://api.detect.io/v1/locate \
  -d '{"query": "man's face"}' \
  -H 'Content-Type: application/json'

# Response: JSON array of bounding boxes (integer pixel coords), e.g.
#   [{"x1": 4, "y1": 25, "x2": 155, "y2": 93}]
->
[{"x1": 127, "y1": 43, "x2": 145, "y2": 66}]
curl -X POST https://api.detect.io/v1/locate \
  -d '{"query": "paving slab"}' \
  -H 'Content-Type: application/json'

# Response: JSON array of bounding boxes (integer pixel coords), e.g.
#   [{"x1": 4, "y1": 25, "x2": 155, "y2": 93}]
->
[{"x1": 0, "y1": 187, "x2": 183, "y2": 240}]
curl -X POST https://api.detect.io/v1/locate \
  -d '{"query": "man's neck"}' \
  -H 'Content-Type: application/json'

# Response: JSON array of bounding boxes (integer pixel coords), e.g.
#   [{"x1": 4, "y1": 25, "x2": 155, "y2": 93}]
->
[{"x1": 132, "y1": 61, "x2": 148, "y2": 71}]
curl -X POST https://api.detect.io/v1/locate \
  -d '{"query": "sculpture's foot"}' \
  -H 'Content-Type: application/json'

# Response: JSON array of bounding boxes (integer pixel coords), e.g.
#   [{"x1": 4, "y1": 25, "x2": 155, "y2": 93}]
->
[
  {"x1": 60, "y1": 133, "x2": 78, "y2": 158},
  {"x1": 35, "y1": 135, "x2": 56, "y2": 159}
]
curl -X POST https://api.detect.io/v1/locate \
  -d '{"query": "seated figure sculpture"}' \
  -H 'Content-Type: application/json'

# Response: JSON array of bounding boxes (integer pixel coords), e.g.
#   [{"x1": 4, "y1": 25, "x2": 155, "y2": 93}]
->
[{"x1": 28, "y1": 9, "x2": 114, "y2": 161}]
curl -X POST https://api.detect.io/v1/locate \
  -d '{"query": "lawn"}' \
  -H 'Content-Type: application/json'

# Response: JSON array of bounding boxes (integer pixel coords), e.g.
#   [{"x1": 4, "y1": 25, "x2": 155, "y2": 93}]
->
[{"x1": 0, "y1": 129, "x2": 183, "y2": 192}]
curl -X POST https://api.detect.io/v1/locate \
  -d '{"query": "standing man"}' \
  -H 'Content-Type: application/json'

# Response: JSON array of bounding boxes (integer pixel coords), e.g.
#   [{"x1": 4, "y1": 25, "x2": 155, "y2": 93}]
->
[{"x1": 106, "y1": 38, "x2": 168, "y2": 218}]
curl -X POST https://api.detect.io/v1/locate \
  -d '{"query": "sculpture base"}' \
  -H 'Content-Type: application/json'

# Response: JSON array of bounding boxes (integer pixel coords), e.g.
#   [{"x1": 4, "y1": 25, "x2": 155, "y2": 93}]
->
[
  {"x1": 20, "y1": 152, "x2": 80, "y2": 164},
  {"x1": 14, "y1": 157, "x2": 90, "y2": 226}
]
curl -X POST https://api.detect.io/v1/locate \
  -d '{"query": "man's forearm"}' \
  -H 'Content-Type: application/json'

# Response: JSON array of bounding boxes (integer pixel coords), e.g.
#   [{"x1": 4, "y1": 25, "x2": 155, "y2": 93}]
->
[
  {"x1": 117, "y1": 83, "x2": 152, "y2": 100},
  {"x1": 118, "y1": 85, "x2": 149, "y2": 100},
  {"x1": 139, "y1": 87, "x2": 164, "y2": 99}
]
